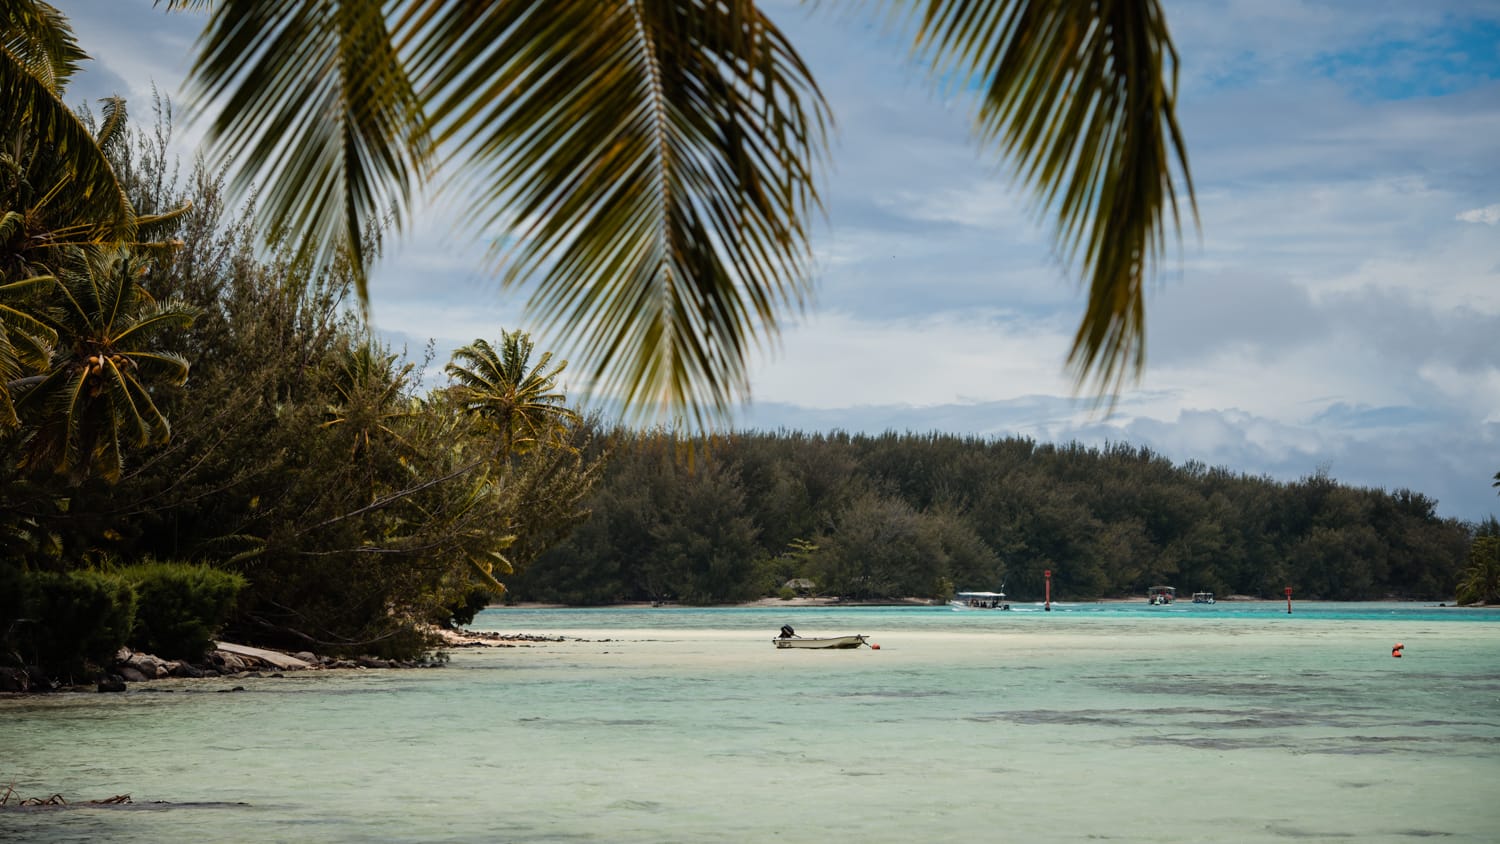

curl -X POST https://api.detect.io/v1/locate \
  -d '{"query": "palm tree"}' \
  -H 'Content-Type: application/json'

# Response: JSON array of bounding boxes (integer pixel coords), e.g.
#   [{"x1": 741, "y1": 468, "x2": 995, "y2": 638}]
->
[
  {"x1": 321, "y1": 341, "x2": 416, "y2": 464},
  {"x1": 2, "y1": 6, "x2": 191, "y2": 429},
  {"x1": 445, "y1": 330, "x2": 579, "y2": 459},
  {"x1": 11, "y1": 250, "x2": 195, "y2": 482},
  {"x1": 0, "y1": 1, "x2": 137, "y2": 276},
  {"x1": 162, "y1": 0, "x2": 1194, "y2": 421}
]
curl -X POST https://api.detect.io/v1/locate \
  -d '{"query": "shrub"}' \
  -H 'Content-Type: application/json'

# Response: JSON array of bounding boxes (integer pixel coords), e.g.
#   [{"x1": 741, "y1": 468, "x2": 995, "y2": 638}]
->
[
  {"x1": 121, "y1": 561, "x2": 247, "y2": 660},
  {"x1": 0, "y1": 563, "x2": 38, "y2": 667},
  {"x1": 27, "y1": 570, "x2": 137, "y2": 678}
]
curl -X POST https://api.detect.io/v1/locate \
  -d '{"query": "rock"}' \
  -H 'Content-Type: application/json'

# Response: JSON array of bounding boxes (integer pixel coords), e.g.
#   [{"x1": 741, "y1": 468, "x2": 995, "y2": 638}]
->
[
  {"x1": 213, "y1": 652, "x2": 247, "y2": 672},
  {"x1": 97, "y1": 675, "x2": 127, "y2": 693},
  {"x1": 117, "y1": 666, "x2": 150, "y2": 683},
  {"x1": 294, "y1": 651, "x2": 317, "y2": 663},
  {"x1": 356, "y1": 656, "x2": 390, "y2": 669},
  {"x1": 127, "y1": 653, "x2": 170, "y2": 679},
  {"x1": 169, "y1": 662, "x2": 205, "y2": 679}
]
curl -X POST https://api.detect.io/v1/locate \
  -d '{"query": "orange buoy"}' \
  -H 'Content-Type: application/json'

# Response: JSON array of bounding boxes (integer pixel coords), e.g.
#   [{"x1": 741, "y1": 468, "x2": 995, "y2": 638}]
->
[
  {"x1": 871, "y1": 643, "x2": 880, "y2": 650},
  {"x1": 1392, "y1": 642, "x2": 1404, "y2": 658}
]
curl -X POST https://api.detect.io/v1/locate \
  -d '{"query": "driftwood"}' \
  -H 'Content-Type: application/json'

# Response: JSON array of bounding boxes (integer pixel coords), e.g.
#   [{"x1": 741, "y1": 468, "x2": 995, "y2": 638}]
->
[
  {"x1": 1, "y1": 789, "x2": 132, "y2": 808},
  {"x1": 0, "y1": 790, "x2": 247, "y2": 812}
]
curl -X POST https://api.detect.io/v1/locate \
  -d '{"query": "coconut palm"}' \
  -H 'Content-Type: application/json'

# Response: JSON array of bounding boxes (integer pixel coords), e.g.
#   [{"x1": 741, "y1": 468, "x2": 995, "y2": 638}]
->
[
  {"x1": 2, "y1": 6, "x2": 192, "y2": 432},
  {"x1": 321, "y1": 342, "x2": 416, "y2": 464},
  {"x1": 0, "y1": 1, "x2": 136, "y2": 276},
  {"x1": 445, "y1": 331, "x2": 579, "y2": 459},
  {"x1": 163, "y1": 0, "x2": 1194, "y2": 421},
  {"x1": 11, "y1": 250, "x2": 195, "y2": 482}
]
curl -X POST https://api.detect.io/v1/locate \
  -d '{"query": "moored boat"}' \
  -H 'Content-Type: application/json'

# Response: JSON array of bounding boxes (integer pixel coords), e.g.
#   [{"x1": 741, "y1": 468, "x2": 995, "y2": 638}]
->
[
  {"x1": 1147, "y1": 585, "x2": 1176, "y2": 605},
  {"x1": 1192, "y1": 591, "x2": 1216, "y2": 604},
  {"x1": 951, "y1": 590, "x2": 1011, "y2": 610},
  {"x1": 772, "y1": 625, "x2": 869, "y2": 649}
]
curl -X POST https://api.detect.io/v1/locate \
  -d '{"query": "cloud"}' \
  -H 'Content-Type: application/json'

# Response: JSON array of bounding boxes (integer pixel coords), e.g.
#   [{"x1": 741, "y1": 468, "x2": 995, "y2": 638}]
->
[
  {"x1": 1457, "y1": 204, "x2": 1500, "y2": 224},
  {"x1": 55, "y1": 0, "x2": 1500, "y2": 526}
]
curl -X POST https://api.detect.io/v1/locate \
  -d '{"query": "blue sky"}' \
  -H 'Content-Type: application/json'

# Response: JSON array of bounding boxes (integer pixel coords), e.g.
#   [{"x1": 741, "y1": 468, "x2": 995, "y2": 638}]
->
[{"x1": 64, "y1": 1, "x2": 1500, "y2": 523}]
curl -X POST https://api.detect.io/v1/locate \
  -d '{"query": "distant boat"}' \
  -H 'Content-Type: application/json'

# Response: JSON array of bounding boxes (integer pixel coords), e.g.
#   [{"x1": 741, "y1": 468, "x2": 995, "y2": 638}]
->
[
  {"x1": 772, "y1": 625, "x2": 869, "y2": 649},
  {"x1": 951, "y1": 590, "x2": 1011, "y2": 611},
  {"x1": 1192, "y1": 591, "x2": 1216, "y2": 604},
  {"x1": 1147, "y1": 585, "x2": 1176, "y2": 605}
]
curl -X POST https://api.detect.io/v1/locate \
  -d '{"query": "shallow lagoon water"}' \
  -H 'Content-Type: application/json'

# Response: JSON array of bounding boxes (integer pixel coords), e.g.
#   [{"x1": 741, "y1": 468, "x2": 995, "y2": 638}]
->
[{"x1": 3, "y1": 602, "x2": 1498, "y2": 842}]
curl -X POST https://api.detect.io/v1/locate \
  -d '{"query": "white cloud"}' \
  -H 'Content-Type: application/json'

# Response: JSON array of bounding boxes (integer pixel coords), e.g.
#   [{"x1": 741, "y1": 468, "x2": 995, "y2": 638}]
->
[{"x1": 1456, "y1": 204, "x2": 1500, "y2": 224}]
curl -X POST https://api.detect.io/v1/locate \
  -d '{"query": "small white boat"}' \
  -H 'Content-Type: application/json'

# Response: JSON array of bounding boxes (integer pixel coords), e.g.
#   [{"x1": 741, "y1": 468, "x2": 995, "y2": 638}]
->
[
  {"x1": 951, "y1": 590, "x2": 1010, "y2": 610},
  {"x1": 772, "y1": 625, "x2": 869, "y2": 649},
  {"x1": 1192, "y1": 591, "x2": 1216, "y2": 604}
]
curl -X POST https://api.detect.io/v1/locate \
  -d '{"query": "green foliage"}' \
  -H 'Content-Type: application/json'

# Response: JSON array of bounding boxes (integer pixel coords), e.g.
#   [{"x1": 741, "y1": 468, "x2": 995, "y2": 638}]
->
[
  {"x1": 438, "y1": 589, "x2": 495, "y2": 629},
  {"x1": 445, "y1": 331, "x2": 579, "y2": 458},
  {"x1": 1456, "y1": 535, "x2": 1500, "y2": 606},
  {"x1": 23, "y1": 569, "x2": 136, "y2": 677},
  {"x1": 513, "y1": 431, "x2": 1472, "y2": 604},
  {"x1": 0, "y1": 99, "x2": 602, "y2": 664},
  {"x1": 119, "y1": 560, "x2": 246, "y2": 660}
]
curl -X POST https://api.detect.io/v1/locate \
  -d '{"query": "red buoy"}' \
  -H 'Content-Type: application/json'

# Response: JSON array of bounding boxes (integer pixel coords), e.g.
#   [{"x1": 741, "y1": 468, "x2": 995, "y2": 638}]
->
[
  {"x1": 871, "y1": 643, "x2": 881, "y2": 650},
  {"x1": 1392, "y1": 642, "x2": 1404, "y2": 658}
]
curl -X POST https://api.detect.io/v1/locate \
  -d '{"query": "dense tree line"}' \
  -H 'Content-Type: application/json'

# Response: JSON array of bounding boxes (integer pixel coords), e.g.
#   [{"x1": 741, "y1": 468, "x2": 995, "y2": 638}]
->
[
  {"x1": 510, "y1": 430, "x2": 1476, "y2": 605},
  {"x1": 1, "y1": 66, "x2": 602, "y2": 672}
]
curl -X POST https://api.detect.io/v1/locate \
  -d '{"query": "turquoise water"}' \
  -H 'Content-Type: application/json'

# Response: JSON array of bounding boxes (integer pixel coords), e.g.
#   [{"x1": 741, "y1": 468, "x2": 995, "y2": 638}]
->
[{"x1": 4, "y1": 603, "x2": 1498, "y2": 842}]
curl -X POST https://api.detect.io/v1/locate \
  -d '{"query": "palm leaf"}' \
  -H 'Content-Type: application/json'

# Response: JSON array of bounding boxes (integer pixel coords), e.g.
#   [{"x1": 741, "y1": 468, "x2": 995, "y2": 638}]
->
[
  {"x1": 0, "y1": 42, "x2": 136, "y2": 253},
  {"x1": 117, "y1": 349, "x2": 192, "y2": 384},
  {"x1": 94, "y1": 94, "x2": 128, "y2": 156},
  {"x1": 0, "y1": 0, "x2": 88, "y2": 93},
  {"x1": 416, "y1": 0, "x2": 830, "y2": 425},
  {"x1": 179, "y1": 0, "x2": 429, "y2": 294},
  {"x1": 110, "y1": 307, "x2": 198, "y2": 352},
  {"x1": 102, "y1": 357, "x2": 156, "y2": 447},
  {"x1": 901, "y1": 0, "x2": 1196, "y2": 396}
]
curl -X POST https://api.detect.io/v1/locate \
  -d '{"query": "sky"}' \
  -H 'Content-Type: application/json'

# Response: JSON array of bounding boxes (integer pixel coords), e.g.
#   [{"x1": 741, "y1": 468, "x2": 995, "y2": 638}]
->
[{"x1": 62, "y1": 1, "x2": 1500, "y2": 523}]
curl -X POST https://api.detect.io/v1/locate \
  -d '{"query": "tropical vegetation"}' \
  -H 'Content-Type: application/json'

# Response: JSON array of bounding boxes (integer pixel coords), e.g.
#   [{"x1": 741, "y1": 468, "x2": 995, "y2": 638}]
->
[
  {"x1": 509, "y1": 431, "x2": 1474, "y2": 605},
  {"x1": 0, "y1": 3, "x2": 604, "y2": 681}
]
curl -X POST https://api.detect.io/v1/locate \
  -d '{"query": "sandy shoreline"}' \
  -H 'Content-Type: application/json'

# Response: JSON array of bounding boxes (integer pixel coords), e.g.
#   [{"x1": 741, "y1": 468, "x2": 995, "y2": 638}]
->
[{"x1": 489, "y1": 594, "x2": 1288, "y2": 610}]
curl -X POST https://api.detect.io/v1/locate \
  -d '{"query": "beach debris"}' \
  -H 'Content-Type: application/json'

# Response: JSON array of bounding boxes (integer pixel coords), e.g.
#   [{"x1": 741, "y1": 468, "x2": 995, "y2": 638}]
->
[
  {"x1": 1392, "y1": 642, "x2": 1404, "y2": 658},
  {"x1": 1, "y1": 788, "x2": 132, "y2": 808}
]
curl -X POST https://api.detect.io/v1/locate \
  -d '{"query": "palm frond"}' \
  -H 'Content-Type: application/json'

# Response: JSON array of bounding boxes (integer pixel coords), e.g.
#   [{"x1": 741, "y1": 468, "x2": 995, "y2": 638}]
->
[
  {"x1": 412, "y1": 0, "x2": 830, "y2": 425},
  {"x1": 102, "y1": 357, "x2": 156, "y2": 447},
  {"x1": 110, "y1": 307, "x2": 198, "y2": 351},
  {"x1": 135, "y1": 200, "x2": 194, "y2": 242},
  {"x1": 117, "y1": 349, "x2": 192, "y2": 383},
  {"x1": 0, "y1": 43, "x2": 136, "y2": 254},
  {"x1": 181, "y1": 0, "x2": 429, "y2": 295},
  {"x1": 0, "y1": 0, "x2": 88, "y2": 93},
  {"x1": 95, "y1": 94, "x2": 128, "y2": 156},
  {"x1": 901, "y1": 0, "x2": 1195, "y2": 396}
]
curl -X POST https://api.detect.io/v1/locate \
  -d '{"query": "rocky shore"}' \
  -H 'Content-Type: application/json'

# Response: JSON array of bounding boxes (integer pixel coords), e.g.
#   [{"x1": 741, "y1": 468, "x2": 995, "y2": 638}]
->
[{"x1": 0, "y1": 629, "x2": 569, "y2": 695}]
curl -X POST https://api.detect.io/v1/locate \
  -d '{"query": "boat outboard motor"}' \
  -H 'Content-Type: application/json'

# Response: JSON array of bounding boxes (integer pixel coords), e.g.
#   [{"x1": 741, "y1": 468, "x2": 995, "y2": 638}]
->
[{"x1": 779, "y1": 624, "x2": 796, "y2": 639}]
